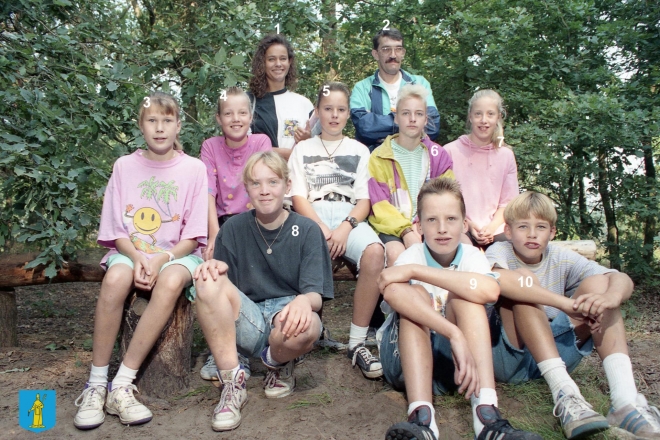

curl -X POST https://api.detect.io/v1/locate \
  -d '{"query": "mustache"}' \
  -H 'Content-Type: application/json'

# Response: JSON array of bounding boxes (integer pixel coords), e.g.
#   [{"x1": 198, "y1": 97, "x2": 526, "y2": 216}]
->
[{"x1": 387, "y1": 57, "x2": 399, "y2": 63}]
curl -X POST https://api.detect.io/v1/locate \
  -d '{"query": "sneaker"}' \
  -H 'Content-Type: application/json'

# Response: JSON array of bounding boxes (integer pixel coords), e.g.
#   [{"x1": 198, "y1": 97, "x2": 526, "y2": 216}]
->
[
  {"x1": 316, "y1": 326, "x2": 347, "y2": 350},
  {"x1": 201, "y1": 353, "x2": 251, "y2": 381},
  {"x1": 348, "y1": 343, "x2": 383, "y2": 379},
  {"x1": 365, "y1": 326, "x2": 378, "y2": 348},
  {"x1": 553, "y1": 387, "x2": 609, "y2": 439},
  {"x1": 385, "y1": 404, "x2": 436, "y2": 440},
  {"x1": 607, "y1": 394, "x2": 660, "y2": 439},
  {"x1": 263, "y1": 360, "x2": 296, "y2": 398},
  {"x1": 73, "y1": 384, "x2": 107, "y2": 430},
  {"x1": 475, "y1": 405, "x2": 542, "y2": 440},
  {"x1": 105, "y1": 383, "x2": 153, "y2": 426},
  {"x1": 212, "y1": 369, "x2": 248, "y2": 431}
]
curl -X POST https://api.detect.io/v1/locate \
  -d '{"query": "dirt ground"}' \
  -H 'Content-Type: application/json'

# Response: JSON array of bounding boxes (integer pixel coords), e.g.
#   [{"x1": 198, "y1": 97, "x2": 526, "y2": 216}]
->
[{"x1": 1, "y1": 281, "x2": 659, "y2": 439}]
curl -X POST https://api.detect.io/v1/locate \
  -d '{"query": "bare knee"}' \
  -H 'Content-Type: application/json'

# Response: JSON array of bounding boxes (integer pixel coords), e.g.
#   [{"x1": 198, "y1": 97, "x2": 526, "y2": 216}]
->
[
  {"x1": 99, "y1": 265, "x2": 133, "y2": 306},
  {"x1": 152, "y1": 270, "x2": 187, "y2": 303},
  {"x1": 359, "y1": 243, "x2": 385, "y2": 272},
  {"x1": 195, "y1": 273, "x2": 232, "y2": 305},
  {"x1": 385, "y1": 242, "x2": 405, "y2": 267}
]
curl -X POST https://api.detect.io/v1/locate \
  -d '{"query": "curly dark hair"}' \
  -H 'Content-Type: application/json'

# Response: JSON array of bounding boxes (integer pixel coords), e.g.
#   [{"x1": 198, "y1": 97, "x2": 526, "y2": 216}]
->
[{"x1": 248, "y1": 34, "x2": 298, "y2": 99}]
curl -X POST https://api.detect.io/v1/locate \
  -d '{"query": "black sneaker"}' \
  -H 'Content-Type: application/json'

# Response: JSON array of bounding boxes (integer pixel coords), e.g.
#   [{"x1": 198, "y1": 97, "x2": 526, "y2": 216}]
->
[
  {"x1": 385, "y1": 405, "x2": 436, "y2": 440},
  {"x1": 347, "y1": 343, "x2": 383, "y2": 379},
  {"x1": 476, "y1": 405, "x2": 543, "y2": 440}
]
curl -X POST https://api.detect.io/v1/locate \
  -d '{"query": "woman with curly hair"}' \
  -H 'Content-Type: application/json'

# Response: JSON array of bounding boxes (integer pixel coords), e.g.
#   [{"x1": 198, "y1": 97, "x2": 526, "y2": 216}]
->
[{"x1": 248, "y1": 34, "x2": 313, "y2": 161}]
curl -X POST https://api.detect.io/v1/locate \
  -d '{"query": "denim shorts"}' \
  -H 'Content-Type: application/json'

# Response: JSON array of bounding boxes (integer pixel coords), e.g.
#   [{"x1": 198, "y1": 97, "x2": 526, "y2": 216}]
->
[
  {"x1": 106, "y1": 253, "x2": 202, "y2": 301},
  {"x1": 312, "y1": 200, "x2": 382, "y2": 270},
  {"x1": 489, "y1": 307, "x2": 594, "y2": 384},
  {"x1": 379, "y1": 312, "x2": 460, "y2": 395},
  {"x1": 233, "y1": 291, "x2": 323, "y2": 358}
]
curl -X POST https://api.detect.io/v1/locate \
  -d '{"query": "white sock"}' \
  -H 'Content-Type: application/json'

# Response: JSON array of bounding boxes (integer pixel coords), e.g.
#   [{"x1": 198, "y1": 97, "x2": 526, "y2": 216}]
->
[
  {"x1": 219, "y1": 364, "x2": 241, "y2": 381},
  {"x1": 538, "y1": 358, "x2": 581, "y2": 403},
  {"x1": 603, "y1": 353, "x2": 638, "y2": 410},
  {"x1": 88, "y1": 364, "x2": 109, "y2": 387},
  {"x1": 471, "y1": 388, "x2": 498, "y2": 437},
  {"x1": 111, "y1": 363, "x2": 138, "y2": 388},
  {"x1": 265, "y1": 346, "x2": 284, "y2": 367},
  {"x1": 408, "y1": 401, "x2": 439, "y2": 439},
  {"x1": 348, "y1": 323, "x2": 369, "y2": 350}
]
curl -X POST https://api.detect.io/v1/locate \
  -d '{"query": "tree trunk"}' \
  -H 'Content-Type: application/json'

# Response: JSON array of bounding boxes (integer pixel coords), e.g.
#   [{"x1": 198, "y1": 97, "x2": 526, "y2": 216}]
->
[
  {"x1": 642, "y1": 145, "x2": 657, "y2": 264},
  {"x1": 0, "y1": 289, "x2": 18, "y2": 347},
  {"x1": 321, "y1": 0, "x2": 337, "y2": 80},
  {"x1": 0, "y1": 251, "x2": 105, "y2": 289},
  {"x1": 120, "y1": 290, "x2": 193, "y2": 399},
  {"x1": 597, "y1": 150, "x2": 620, "y2": 270}
]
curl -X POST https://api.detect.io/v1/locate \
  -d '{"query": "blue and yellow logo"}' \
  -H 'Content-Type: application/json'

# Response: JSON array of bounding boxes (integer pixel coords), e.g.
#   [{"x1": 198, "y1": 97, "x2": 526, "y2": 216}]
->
[{"x1": 19, "y1": 390, "x2": 56, "y2": 432}]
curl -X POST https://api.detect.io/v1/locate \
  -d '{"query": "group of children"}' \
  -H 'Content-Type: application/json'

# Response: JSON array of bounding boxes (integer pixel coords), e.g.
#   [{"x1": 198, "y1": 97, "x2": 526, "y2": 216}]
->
[{"x1": 70, "y1": 33, "x2": 660, "y2": 440}]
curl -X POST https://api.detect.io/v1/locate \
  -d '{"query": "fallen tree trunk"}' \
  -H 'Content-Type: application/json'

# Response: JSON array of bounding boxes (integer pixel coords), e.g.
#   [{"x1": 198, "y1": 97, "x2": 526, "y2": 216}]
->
[{"x1": 119, "y1": 290, "x2": 193, "y2": 399}]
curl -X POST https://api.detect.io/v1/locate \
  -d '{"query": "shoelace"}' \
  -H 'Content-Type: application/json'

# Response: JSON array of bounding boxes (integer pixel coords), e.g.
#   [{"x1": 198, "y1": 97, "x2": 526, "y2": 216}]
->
[
  {"x1": 553, "y1": 393, "x2": 594, "y2": 419},
  {"x1": 116, "y1": 384, "x2": 140, "y2": 406},
  {"x1": 215, "y1": 382, "x2": 241, "y2": 414},
  {"x1": 264, "y1": 369, "x2": 280, "y2": 388},
  {"x1": 75, "y1": 386, "x2": 102, "y2": 409},
  {"x1": 352, "y1": 346, "x2": 378, "y2": 368},
  {"x1": 638, "y1": 405, "x2": 660, "y2": 430}
]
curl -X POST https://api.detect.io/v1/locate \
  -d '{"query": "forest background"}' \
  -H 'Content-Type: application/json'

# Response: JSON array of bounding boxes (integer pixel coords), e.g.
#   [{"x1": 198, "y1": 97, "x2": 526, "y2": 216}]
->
[{"x1": 1, "y1": 0, "x2": 658, "y2": 280}]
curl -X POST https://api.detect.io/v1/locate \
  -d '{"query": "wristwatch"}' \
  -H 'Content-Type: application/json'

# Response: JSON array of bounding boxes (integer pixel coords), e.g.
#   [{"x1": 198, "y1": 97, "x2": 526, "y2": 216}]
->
[
  {"x1": 343, "y1": 216, "x2": 358, "y2": 229},
  {"x1": 164, "y1": 251, "x2": 175, "y2": 262}
]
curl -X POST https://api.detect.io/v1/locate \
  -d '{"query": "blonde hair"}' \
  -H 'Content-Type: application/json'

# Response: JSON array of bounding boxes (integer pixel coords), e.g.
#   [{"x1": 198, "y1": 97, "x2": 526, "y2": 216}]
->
[
  {"x1": 138, "y1": 91, "x2": 183, "y2": 150},
  {"x1": 216, "y1": 86, "x2": 254, "y2": 116},
  {"x1": 504, "y1": 191, "x2": 557, "y2": 227},
  {"x1": 396, "y1": 84, "x2": 429, "y2": 113},
  {"x1": 466, "y1": 89, "x2": 506, "y2": 148},
  {"x1": 242, "y1": 151, "x2": 289, "y2": 185},
  {"x1": 417, "y1": 178, "x2": 466, "y2": 219}
]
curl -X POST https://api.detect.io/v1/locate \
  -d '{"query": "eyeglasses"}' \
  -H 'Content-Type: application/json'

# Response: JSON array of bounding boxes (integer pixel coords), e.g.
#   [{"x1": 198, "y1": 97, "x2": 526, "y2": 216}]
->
[{"x1": 378, "y1": 46, "x2": 405, "y2": 55}]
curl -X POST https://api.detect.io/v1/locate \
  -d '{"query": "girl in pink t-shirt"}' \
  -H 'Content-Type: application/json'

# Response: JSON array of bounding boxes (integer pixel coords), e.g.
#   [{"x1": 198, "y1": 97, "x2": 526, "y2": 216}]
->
[
  {"x1": 74, "y1": 92, "x2": 208, "y2": 430},
  {"x1": 200, "y1": 87, "x2": 272, "y2": 260},
  {"x1": 443, "y1": 90, "x2": 518, "y2": 249}
]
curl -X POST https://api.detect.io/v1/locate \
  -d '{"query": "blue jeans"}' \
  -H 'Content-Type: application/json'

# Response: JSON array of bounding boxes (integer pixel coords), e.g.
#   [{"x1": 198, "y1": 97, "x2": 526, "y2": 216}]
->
[{"x1": 490, "y1": 307, "x2": 594, "y2": 384}]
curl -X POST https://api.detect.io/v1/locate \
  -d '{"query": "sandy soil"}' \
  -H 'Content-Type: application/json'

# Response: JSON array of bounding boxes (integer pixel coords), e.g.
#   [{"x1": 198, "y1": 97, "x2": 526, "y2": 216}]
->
[{"x1": 0, "y1": 281, "x2": 658, "y2": 439}]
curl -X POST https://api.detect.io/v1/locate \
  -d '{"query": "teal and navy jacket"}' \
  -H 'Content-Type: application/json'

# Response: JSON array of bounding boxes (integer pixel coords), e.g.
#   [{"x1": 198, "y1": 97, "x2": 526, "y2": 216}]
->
[{"x1": 350, "y1": 69, "x2": 440, "y2": 151}]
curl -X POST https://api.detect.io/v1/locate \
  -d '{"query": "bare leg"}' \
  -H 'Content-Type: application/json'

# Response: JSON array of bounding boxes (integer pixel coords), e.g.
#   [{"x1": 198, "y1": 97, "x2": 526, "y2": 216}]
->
[
  {"x1": 122, "y1": 265, "x2": 191, "y2": 369},
  {"x1": 92, "y1": 264, "x2": 134, "y2": 367},
  {"x1": 384, "y1": 241, "x2": 405, "y2": 267},
  {"x1": 352, "y1": 243, "x2": 385, "y2": 327},
  {"x1": 269, "y1": 312, "x2": 322, "y2": 364},
  {"x1": 195, "y1": 273, "x2": 242, "y2": 371},
  {"x1": 446, "y1": 296, "x2": 495, "y2": 389}
]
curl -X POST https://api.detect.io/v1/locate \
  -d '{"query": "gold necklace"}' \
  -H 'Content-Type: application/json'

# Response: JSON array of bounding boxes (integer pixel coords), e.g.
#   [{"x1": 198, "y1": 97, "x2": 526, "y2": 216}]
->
[
  {"x1": 320, "y1": 136, "x2": 345, "y2": 162},
  {"x1": 254, "y1": 213, "x2": 287, "y2": 255}
]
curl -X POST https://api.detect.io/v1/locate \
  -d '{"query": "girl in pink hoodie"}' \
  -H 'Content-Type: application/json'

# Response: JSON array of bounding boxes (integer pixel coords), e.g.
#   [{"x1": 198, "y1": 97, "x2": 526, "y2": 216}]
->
[{"x1": 443, "y1": 90, "x2": 518, "y2": 249}]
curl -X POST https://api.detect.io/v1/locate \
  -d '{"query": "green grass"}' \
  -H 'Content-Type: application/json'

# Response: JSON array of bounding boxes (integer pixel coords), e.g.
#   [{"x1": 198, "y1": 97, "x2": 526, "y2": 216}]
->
[{"x1": 287, "y1": 392, "x2": 332, "y2": 410}]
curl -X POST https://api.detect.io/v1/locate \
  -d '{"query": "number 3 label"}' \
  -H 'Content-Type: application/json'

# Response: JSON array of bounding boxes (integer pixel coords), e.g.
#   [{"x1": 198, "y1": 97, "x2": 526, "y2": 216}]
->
[
  {"x1": 143, "y1": 97, "x2": 151, "y2": 108},
  {"x1": 292, "y1": 225, "x2": 299, "y2": 236}
]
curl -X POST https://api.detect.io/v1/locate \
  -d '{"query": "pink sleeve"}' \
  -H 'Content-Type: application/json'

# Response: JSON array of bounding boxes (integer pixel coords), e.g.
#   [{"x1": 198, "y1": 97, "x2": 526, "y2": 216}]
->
[
  {"x1": 498, "y1": 149, "x2": 519, "y2": 208},
  {"x1": 200, "y1": 138, "x2": 218, "y2": 198},
  {"x1": 254, "y1": 133, "x2": 273, "y2": 152},
  {"x1": 97, "y1": 160, "x2": 130, "y2": 249},
  {"x1": 179, "y1": 160, "x2": 209, "y2": 246}
]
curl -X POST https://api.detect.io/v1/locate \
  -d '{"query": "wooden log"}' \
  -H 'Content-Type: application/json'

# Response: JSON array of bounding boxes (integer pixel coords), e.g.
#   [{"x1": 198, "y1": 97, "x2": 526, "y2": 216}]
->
[
  {"x1": 0, "y1": 250, "x2": 105, "y2": 289},
  {"x1": 119, "y1": 290, "x2": 193, "y2": 399},
  {"x1": 0, "y1": 289, "x2": 18, "y2": 347},
  {"x1": 553, "y1": 240, "x2": 597, "y2": 261}
]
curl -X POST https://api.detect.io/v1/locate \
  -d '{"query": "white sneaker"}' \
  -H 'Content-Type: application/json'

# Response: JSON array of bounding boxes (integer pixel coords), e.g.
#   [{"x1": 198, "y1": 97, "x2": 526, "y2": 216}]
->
[
  {"x1": 263, "y1": 360, "x2": 295, "y2": 399},
  {"x1": 553, "y1": 387, "x2": 609, "y2": 439},
  {"x1": 212, "y1": 369, "x2": 248, "y2": 431},
  {"x1": 607, "y1": 394, "x2": 660, "y2": 439},
  {"x1": 73, "y1": 384, "x2": 107, "y2": 430},
  {"x1": 105, "y1": 384, "x2": 153, "y2": 425},
  {"x1": 201, "y1": 354, "x2": 251, "y2": 381}
]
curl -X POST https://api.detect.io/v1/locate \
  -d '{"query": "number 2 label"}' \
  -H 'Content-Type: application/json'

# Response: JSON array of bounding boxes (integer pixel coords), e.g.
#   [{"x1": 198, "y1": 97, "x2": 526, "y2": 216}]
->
[{"x1": 382, "y1": 19, "x2": 390, "y2": 30}]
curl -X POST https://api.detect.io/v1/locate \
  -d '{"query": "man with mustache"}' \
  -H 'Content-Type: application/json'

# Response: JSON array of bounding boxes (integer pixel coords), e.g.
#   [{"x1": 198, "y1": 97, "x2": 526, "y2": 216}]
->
[{"x1": 350, "y1": 27, "x2": 440, "y2": 152}]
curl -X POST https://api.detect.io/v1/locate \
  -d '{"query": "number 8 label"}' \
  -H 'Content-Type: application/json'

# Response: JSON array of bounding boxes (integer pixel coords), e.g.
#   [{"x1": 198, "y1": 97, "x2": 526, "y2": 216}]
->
[{"x1": 292, "y1": 225, "x2": 299, "y2": 236}]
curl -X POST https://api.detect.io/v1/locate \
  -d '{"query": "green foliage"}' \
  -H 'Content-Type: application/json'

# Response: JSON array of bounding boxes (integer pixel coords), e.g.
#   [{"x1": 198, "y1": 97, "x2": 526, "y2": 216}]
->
[{"x1": 0, "y1": 0, "x2": 657, "y2": 277}]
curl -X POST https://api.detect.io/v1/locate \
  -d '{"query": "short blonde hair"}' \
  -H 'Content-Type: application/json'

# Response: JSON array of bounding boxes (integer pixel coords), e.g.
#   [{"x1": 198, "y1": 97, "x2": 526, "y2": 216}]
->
[
  {"x1": 396, "y1": 84, "x2": 429, "y2": 113},
  {"x1": 216, "y1": 86, "x2": 253, "y2": 116},
  {"x1": 504, "y1": 192, "x2": 557, "y2": 227},
  {"x1": 417, "y1": 178, "x2": 466, "y2": 220},
  {"x1": 242, "y1": 151, "x2": 289, "y2": 185}
]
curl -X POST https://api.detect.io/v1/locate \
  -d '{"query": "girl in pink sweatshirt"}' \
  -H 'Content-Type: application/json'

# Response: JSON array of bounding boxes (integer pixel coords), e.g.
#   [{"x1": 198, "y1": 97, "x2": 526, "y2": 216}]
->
[
  {"x1": 443, "y1": 90, "x2": 518, "y2": 249},
  {"x1": 74, "y1": 92, "x2": 207, "y2": 430}
]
